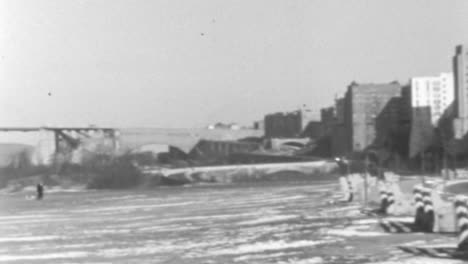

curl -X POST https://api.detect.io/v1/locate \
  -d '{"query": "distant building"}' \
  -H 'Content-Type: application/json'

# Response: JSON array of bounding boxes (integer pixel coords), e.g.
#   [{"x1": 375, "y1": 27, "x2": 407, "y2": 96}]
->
[
  {"x1": 453, "y1": 44, "x2": 468, "y2": 139},
  {"x1": 189, "y1": 139, "x2": 260, "y2": 160},
  {"x1": 344, "y1": 81, "x2": 403, "y2": 152},
  {"x1": 397, "y1": 85, "x2": 412, "y2": 154},
  {"x1": 321, "y1": 107, "x2": 335, "y2": 122},
  {"x1": 207, "y1": 123, "x2": 241, "y2": 130},
  {"x1": 253, "y1": 120, "x2": 265, "y2": 130},
  {"x1": 400, "y1": 85, "x2": 412, "y2": 121},
  {"x1": 264, "y1": 108, "x2": 317, "y2": 138},
  {"x1": 335, "y1": 98, "x2": 345, "y2": 124},
  {"x1": 330, "y1": 97, "x2": 347, "y2": 156},
  {"x1": 378, "y1": 84, "x2": 411, "y2": 159},
  {"x1": 301, "y1": 121, "x2": 324, "y2": 139},
  {"x1": 320, "y1": 107, "x2": 335, "y2": 135},
  {"x1": 410, "y1": 73, "x2": 454, "y2": 125}
]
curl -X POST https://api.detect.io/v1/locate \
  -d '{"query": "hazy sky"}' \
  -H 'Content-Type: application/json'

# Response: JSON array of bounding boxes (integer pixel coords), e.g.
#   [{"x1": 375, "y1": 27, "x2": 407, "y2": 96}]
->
[{"x1": 1, "y1": 0, "x2": 468, "y2": 128}]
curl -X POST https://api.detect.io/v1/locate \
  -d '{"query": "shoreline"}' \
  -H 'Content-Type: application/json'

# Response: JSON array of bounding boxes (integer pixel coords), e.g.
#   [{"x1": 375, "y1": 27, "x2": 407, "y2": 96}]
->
[{"x1": 0, "y1": 174, "x2": 340, "y2": 195}]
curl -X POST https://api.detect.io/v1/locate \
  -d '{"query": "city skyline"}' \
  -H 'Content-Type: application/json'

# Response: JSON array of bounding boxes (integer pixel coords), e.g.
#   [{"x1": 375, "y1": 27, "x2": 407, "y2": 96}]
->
[{"x1": 1, "y1": 0, "x2": 468, "y2": 128}]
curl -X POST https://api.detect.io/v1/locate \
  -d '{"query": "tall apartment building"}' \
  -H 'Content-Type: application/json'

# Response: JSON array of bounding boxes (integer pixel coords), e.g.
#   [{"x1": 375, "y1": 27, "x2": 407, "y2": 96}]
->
[
  {"x1": 410, "y1": 73, "x2": 454, "y2": 125},
  {"x1": 344, "y1": 81, "x2": 403, "y2": 152},
  {"x1": 453, "y1": 44, "x2": 468, "y2": 139}
]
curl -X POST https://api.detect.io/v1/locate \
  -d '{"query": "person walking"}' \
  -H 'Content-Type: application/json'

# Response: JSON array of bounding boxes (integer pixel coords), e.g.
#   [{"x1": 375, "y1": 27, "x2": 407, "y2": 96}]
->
[{"x1": 36, "y1": 183, "x2": 44, "y2": 200}]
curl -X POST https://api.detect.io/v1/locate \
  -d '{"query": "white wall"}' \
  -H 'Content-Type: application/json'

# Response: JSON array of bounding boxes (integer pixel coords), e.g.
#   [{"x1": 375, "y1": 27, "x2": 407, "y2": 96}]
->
[
  {"x1": 411, "y1": 72, "x2": 454, "y2": 125},
  {"x1": 0, "y1": 130, "x2": 56, "y2": 166}
]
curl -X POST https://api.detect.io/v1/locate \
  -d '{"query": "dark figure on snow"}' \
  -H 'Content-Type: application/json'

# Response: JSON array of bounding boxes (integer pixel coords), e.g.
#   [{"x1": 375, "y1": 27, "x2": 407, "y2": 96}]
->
[{"x1": 36, "y1": 183, "x2": 44, "y2": 200}]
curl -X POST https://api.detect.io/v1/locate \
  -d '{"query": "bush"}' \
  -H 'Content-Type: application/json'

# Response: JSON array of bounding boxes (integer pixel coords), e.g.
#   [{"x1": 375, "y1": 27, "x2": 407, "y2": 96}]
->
[{"x1": 85, "y1": 154, "x2": 143, "y2": 189}]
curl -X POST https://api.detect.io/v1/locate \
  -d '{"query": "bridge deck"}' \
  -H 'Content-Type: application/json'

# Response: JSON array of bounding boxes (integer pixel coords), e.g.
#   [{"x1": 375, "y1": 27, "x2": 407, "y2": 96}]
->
[{"x1": 0, "y1": 127, "x2": 115, "y2": 132}]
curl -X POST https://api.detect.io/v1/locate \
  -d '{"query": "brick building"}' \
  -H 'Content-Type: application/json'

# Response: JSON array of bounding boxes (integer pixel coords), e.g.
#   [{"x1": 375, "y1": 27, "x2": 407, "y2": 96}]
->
[
  {"x1": 344, "y1": 81, "x2": 403, "y2": 152},
  {"x1": 264, "y1": 109, "x2": 318, "y2": 138}
]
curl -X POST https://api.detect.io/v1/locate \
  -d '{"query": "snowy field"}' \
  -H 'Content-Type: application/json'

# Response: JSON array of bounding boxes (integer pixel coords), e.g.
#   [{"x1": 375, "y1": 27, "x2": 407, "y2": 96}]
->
[{"x1": 0, "y1": 181, "x2": 462, "y2": 264}]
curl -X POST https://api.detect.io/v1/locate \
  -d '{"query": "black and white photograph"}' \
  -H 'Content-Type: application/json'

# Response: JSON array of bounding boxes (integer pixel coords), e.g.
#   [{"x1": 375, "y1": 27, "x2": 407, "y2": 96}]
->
[{"x1": 1, "y1": 0, "x2": 468, "y2": 263}]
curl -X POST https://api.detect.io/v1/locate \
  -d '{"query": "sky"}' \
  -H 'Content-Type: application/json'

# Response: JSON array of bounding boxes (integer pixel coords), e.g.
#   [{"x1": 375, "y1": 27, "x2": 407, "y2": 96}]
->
[{"x1": 1, "y1": 0, "x2": 468, "y2": 128}]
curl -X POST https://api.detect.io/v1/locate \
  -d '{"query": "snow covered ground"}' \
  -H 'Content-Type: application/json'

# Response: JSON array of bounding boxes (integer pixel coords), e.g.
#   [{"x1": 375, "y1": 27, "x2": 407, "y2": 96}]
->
[{"x1": 0, "y1": 180, "x2": 459, "y2": 263}]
